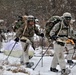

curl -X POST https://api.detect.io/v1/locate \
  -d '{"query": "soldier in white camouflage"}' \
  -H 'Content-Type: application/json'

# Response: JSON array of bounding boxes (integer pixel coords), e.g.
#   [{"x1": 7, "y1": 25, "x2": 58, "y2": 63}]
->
[
  {"x1": 50, "y1": 12, "x2": 74, "y2": 74},
  {"x1": 45, "y1": 16, "x2": 61, "y2": 55},
  {"x1": 14, "y1": 15, "x2": 44, "y2": 68}
]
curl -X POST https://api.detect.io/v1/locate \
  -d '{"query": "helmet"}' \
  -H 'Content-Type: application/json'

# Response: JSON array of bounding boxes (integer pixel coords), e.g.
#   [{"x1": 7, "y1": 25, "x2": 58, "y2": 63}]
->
[
  {"x1": 35, "y1": 18, "x2": 39, "y2": 22},
  {"x1": 63, "y1": 12, "x2": 72, "y2": 20},
  {"x1": 28, "y1": 15, "x2": 35, "y2": 21}
]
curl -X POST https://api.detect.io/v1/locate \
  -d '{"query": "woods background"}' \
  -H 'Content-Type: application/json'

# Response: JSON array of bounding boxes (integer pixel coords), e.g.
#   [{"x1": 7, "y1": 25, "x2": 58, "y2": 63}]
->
[{"x1": 0, "y1": 0, "x2": 76, "y2": 29}]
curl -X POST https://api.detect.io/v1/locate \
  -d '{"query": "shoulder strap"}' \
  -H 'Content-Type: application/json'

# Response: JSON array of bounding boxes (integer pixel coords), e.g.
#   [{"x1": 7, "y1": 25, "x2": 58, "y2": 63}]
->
[
  {"x1": 55, "y1": 22, "x2": 62, "y2": 36},
  {"x1": 22, "y1": 21, "x2": 27, "y2": 35}
]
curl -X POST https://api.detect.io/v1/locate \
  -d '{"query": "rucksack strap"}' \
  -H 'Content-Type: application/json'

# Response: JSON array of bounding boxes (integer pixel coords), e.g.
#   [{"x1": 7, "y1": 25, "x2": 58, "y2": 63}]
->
[
  {"x1": 55, "y1": 22, "x2": 62, "y2": 36},
  {"x1": 22, "y1": 21, "x2": 27, "y2": 35}
]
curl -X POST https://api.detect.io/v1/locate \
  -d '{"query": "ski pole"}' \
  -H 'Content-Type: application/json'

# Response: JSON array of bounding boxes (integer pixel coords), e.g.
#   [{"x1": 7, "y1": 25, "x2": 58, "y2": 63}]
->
[
  {"x1": 41, "y1": 36, "x2": 44, "y2": 67},
  {"x1": 32, "y1": 43, "x2": 51, "y2": 70},
  {"x1": 5, "y1": 42, "x2": 17, "y2": 60}
]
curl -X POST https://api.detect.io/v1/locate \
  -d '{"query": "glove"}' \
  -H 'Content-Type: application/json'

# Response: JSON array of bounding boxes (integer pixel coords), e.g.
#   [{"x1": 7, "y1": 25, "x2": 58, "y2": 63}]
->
[
  {"x1": 40, "y1": 33, "x2": 44, "y2": 37},
  {"x1": 56, "y1": 41, "x2": 65, "y2": 46},
  {"x1": 14, "y1": 37, "x2": 19, "y2": 42},
  {"x1": 50, "y1": 35, "x2": 58, "y2": 40},
  {"x1": 66, "y1": 38, "x2": 75, "y2": 45}
]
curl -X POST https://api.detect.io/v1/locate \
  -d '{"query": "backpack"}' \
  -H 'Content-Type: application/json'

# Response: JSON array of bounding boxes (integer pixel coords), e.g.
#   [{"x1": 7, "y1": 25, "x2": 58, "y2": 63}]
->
[
  {"x1": 13, "y1": 20, "x2": 24, "y2": 32},
  {"x1": 45, "y1": 16, "x2": 61, "y2": 38}
]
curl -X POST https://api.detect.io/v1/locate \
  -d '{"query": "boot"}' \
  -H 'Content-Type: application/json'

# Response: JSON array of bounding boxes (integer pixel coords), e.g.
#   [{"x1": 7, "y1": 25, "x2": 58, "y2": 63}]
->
[
  {"x1": 20, "y1": 61, "x2": 24, "y2": 65},
  {"x1": 50, "y1": 67, "x2": 58, "y2": 72},
  {"x1": 61, "y1": 68, "x2": 71, "y2": 75},
  {"x1": 67, "y1": 60, "x2": 74, "y2": 65},
  {"x1": 0, "y1": 51, "x2": 3, "y2": 53},
  {"x1": 26, "y1": 62, "x2": 34, "y2": 68}
]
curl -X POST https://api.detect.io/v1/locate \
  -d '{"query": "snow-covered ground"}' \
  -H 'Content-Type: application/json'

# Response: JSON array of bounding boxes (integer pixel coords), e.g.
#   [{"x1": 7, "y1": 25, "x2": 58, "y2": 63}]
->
[
  {"x1": 0, "y1": 33, "x2": 76, "y2": 75},
  {"x1": 0, "y1": 50, "x2": 76, "y2": 75}
]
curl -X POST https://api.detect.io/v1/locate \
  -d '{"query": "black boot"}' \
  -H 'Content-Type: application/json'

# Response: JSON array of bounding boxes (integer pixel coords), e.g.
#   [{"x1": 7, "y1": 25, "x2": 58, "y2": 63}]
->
[
  {"x1": 50, "y1": 67, "x2": 58, "y2": 72},
  {"x1": 26, "y1": 62, "x2": 34, "y2": 68},
  {"x1": 0, "y1": 51, "x2": 3, "y2": 53},
  {"x1": 67, "y1": 60, "x2": 74, "y2": 65}
]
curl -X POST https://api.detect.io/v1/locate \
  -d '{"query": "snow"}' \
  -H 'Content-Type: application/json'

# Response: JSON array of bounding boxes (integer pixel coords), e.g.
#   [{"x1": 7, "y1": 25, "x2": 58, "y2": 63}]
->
[
  {"x1": 1, "y1": 52, "x2": 76, "y2": 75},
  {"x1": 0, "y1": 32, "x2": 76, "y2": 75}
]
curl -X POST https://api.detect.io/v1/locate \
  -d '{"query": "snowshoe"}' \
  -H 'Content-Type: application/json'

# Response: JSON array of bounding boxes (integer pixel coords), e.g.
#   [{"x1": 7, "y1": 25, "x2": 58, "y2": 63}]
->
[
  {"x1": 69, "y1": 62, "x2": 76, "y2": 69},
  {"x1": 26, "y1": 62, "x2": 34, "y2": 68},
  {"x1": 61, "y1": 68, "x2": 71, "y2": 75}
]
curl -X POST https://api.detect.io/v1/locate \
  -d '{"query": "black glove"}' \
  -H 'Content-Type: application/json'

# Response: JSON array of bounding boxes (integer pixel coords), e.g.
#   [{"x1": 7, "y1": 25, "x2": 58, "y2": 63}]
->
[
  {"x1": 40, "y1": 33, "x2": 44, "y2": 37},
  {"x1": 50, "y1": 35, "x2": 58, "y2": 40},
  {"x1": 56, "y1": 41, "x2": 65, "y2": 46},
  {"x1": 14, "y1": 37, "x2": 19, "y2": 42}
]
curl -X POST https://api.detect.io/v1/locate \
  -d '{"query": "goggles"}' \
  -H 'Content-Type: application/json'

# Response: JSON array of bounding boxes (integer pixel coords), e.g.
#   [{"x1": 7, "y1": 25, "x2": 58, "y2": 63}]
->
[{"x1": 65, "y1": 17, "x2": 71, "y2": 20}]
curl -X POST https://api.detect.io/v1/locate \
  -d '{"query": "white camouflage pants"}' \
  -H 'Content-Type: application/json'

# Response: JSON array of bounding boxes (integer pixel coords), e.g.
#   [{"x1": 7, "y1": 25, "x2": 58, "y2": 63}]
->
[
  {"x1": 51, "y1": 42, "x2": 74, "y2": 69},
  {"x1": 51, "y1": 41, "x2": 66, "y2": 69},
  {"x1": 20, "y1": 39, "x2": 31, "y2": 64},
  {"x1": 65, "y1": 44, "x2": 74, "y2": 60}
]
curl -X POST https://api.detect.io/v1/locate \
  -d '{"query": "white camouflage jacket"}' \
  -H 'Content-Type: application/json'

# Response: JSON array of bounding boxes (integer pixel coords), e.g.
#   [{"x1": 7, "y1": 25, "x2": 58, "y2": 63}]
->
[{"x1": 50, "y1": 20, "x2": 74, "y2": 41}]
